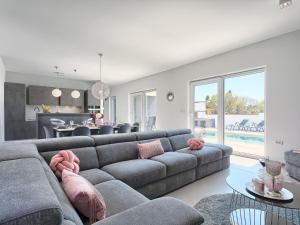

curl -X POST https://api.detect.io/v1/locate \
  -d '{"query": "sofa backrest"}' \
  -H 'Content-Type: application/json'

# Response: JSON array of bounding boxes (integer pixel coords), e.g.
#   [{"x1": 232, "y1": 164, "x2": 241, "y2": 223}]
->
[
  {"x1": 138, "y1": 138, "x2": 173, "y2": 152},
  {"x1": 94, "y1": 131, "x2": 175, "y2": 167},
  {"x1": 7, "y1": 136, "x2": 99, "y2": 172},
  {"x1": 166, "y1": 129, "x2": 194, "y2": 151},
  {"x1": 4, "y1": 129, "x2": 193, "y2": 170},
  {"x1": 0, "y1": 143, "x2": 63, "y2": 225},
  {"x1": 134, "y1": 130, "x2": 172, "y2": 152},
  {"x1": 93, "y1": 133, "x2": 137, "y2": 146},
  {"x1": 96, "y1": 142, "x2": 139, "y2": 167}
]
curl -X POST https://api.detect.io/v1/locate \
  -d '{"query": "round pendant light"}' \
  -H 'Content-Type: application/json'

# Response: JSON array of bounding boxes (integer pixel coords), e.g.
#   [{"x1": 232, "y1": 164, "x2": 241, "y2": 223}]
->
[
  {"x1": 71, "y1": 90, "x2": 80, "y2": 99},
  {"x1": 52, "y1": 66, "x2": 63, "y2": 98},
  {"x1": 52, "y1": 88, "x2": 62, "y2": 98}
]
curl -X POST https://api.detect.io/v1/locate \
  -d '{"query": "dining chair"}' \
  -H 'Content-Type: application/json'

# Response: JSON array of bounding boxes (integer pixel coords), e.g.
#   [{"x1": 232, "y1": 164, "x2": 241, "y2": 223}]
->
[
  {"x1": 43, "y1": 126, "x2": 54, "y2": 139},
  {"x1": 118, "y1": 124, "x2": 131, "y2": 133},
  {"x1": 99, "y1": 125, "x2": 114, "y2": 135},
  {"x1": 72, "y1": 127, "x2": 91, "y2": 136},
  {"x1": 131, "y1": 122, "x2": 139, "y2": 132}
]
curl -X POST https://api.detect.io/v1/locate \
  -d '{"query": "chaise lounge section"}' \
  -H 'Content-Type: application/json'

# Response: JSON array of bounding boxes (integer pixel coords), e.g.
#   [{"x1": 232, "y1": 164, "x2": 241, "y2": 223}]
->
[{"x1": 1, "y1": 129, "x2": 232, "y2": 225}]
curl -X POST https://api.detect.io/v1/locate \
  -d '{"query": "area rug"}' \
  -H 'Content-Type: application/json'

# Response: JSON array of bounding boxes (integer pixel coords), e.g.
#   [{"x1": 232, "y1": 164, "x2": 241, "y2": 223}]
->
[{"x1": 194, "y1": 193, "x2": 299, "y2": 225}]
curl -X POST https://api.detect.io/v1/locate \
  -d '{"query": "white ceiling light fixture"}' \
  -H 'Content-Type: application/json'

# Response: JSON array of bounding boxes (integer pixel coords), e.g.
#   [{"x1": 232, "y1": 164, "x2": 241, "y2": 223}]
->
[
  {"x1": 279, "y1": 0, "x2": 292, "y2": 8},
  {"x1": 71, "y1": 90, "x2": 80, "y2": 99},
  {"x1": 52, "y1": 66, "x2": 62, "y2": 98},
  {"x1": 52, "y1": 88, "x2": 62, "y2": 98},
  {"x1": 71, "y1": 69, "x2": 81, "y2": 99},
  {"x1": 91, "y1": 53, "x2": 110, "y2": 114}
]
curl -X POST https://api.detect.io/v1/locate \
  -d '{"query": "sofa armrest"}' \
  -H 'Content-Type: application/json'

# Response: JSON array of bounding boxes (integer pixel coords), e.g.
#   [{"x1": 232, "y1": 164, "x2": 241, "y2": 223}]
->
[
  {"x1": 93, "y1": 197, "x2": 204, "y2": 225},
  {"x1": 0, "y1": 157, "x2": 63, "y2": 225}
]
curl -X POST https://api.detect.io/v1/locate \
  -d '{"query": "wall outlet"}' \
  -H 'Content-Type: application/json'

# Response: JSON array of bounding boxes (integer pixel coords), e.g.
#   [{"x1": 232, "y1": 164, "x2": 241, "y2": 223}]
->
[{"x1": 275, "y1": 140, "x2": 284, "y2": 145}]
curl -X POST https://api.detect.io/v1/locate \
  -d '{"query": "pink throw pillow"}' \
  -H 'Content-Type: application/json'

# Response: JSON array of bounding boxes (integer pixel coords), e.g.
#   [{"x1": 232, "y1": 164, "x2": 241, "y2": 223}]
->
[
  {"x1": 137, "y1": 140, "x2": 164, "y2": 159},
  {"x1": 50, "y1": 150, "x2": 80, "y2": 178},
  {"x1": 62, "y1": 169, "x2": 106, "y2": 222},
  {"x1": 187, "y1": 138, "x2": 205, "y2": 150}
]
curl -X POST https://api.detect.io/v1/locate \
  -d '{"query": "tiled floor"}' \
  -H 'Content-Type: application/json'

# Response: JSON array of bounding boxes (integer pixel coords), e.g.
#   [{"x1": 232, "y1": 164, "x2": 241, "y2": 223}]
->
[{"x1": 165, "y1": 155, "x2": 259, "y2": 206}]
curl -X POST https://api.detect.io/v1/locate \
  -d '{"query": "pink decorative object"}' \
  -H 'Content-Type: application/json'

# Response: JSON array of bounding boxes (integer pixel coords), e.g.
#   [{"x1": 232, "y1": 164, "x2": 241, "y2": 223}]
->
[
  {"x1": 252, "y1": 178, "x2": 264, "y2": 193},
  {"x1": 187, "y1": 138, "x2": 205, "y2": 150},
  {"x1": 62, "y1": 170, "x2": 106, "y2": 222},
  {"x1": 266, "y1": 179, "x2": 283, "y2": 193},
  {"x1": 265, "y1": 160, "x2": 282, "y2": 177},
  {"x1": 137, "y1": 140, "x2": 164, "y2": 159},
  {"x1": 50, "y1": 150, "x2": 80, "y2": 177}
]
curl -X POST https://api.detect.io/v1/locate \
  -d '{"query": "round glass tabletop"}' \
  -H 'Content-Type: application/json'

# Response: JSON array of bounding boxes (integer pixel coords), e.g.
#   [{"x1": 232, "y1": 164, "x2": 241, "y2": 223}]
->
[{"x1": 226, "y1": 169, "x2": 300, "y2": 210}]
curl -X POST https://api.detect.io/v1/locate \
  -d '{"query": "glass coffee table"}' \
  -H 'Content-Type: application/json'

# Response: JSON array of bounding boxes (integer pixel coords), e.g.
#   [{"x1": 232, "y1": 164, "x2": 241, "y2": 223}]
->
[{"x1": 226, "y1": 169, "x2": 300, "y2": 225}]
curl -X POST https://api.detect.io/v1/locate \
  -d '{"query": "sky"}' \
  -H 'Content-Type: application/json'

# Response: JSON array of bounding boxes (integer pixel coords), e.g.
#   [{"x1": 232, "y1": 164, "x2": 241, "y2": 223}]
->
[{"x1": 194, "y1": 72, "x2": 265, "y2": 102}]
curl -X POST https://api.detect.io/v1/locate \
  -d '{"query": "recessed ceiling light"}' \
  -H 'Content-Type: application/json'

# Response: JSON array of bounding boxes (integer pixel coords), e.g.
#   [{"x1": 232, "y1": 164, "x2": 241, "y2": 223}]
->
[{"x1": 279, "y1": 0, "x2": 292, "y2": 8}]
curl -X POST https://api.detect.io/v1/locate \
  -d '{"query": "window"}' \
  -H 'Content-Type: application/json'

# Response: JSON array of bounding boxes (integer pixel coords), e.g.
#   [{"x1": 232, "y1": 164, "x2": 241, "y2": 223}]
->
[
  {"x1": 129, "y1": 90, "x2": 157, "y2": 131},
  {"x1": 190, "y1": 69, "x2": 265, "y2": 157}
]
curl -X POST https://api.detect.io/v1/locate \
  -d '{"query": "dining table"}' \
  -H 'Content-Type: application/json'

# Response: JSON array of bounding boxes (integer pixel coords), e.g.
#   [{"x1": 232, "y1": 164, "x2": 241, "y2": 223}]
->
[{"x1": 53, "y1": 125, "x2": 119, "y2": 137}]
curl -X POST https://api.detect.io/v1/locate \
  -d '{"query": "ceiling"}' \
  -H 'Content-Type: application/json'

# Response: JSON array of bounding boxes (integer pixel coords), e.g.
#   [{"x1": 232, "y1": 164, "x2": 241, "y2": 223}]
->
[{"x1": 0, "y1": 0, "x2": 300, "y2": 85}]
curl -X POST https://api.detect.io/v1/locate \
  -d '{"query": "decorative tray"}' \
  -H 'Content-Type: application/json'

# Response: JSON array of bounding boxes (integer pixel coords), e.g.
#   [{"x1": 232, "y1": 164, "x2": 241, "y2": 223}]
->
[{"x1": 246, "y1": 182, "x2": 293, "y2": 201}]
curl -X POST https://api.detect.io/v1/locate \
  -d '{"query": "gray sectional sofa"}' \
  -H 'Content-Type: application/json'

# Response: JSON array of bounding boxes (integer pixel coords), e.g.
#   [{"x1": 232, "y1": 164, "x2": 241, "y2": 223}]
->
[
  {"x1": 0, "y1": 129, "x2": 232, "y2": 225},
  {"x1": 285, "y1": 150, "x2": 300, "y2": 181}
]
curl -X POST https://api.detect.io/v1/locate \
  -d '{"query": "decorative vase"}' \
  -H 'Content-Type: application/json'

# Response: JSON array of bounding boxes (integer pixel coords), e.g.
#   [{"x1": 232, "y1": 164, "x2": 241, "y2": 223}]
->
[{"x1": 265, "y1": 160, "x2": 283, "y2": 196}]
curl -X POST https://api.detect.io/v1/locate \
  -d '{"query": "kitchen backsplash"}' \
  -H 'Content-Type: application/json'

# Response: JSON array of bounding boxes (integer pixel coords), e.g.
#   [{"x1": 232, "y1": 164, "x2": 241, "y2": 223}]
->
[{"x1": 25, "y1": 105, "x2": 83, "y2": 121}]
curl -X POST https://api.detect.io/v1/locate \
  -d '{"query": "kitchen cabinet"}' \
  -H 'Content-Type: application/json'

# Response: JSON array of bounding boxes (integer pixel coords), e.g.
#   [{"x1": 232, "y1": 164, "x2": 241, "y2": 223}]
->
[
  {"x1": 5, "y1": 83, "x2": 25, "y2": 121},
  {"x1": 60, "y1": 88, "x2": 84, "y2": 107},
  {"x1": 25, "y1": 121, "x2": 37, "y2": 139},
  {"x1": 27, "y1": 85, "x2": 59, "y2": 105},
  {"x1": 5, "y1": 82, "x2": 37, "y2": 140}
]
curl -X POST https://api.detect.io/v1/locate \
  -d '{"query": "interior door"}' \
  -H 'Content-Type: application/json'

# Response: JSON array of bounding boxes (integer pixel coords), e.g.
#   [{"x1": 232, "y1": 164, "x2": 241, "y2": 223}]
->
[
  {"x1": 130, "y1": 92, "x2": 144, "y2": 129},
  {"x1": 129, "y1": 90, "x2": 157, "y2": 131}
]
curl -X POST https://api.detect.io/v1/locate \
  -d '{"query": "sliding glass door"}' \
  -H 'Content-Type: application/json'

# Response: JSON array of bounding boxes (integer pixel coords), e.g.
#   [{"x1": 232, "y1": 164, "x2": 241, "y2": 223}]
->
[
  {"x1": 191, "y1": 69, "x2": 265, "y2": 157},
  {"x1": 129, "y1": 90, "x2": 157, "y2": 131},
  {"x1": 191, "y1": 79, "x2": 223, "y2": 144},
  {"x1": 224, "y1": 71, "x2": 265, "y2": 157}
]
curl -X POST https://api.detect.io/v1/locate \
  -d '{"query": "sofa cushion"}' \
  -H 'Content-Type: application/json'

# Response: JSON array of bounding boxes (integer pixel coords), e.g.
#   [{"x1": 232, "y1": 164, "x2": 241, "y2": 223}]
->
[
  {"x1": 62, "y1": 170, "x2": 106, "y2": 221},
  {"x1": 92, "y1": 197, "x2": 204, "y2": 225},
  {"x1": 93, "y1": 133, "x2": 137, "y2": 146},
  {"x1": 168, "y1": 133, "x2": 194, "y2": 151},
  {"x1": 166, "y1": 129, "x2": 192, "y2": 137},
  {"x1": 41, "y1": 158, "x2": 83, "y2": 225},
  {"x1": 285, "y1": 163, "x2": 300, "y2": 181},
  {"x1": 177, "y1": 146, "x2": 222, "y2": 166},
  {"x1": 139, "y1": 137, "x2": 173, "y2": 152},
  {"x1": 102, "y1": 159, "x2": 166, "y2": 188},
  {"x1": 96, "y1": 142, "x2": 138, "y2": 167},
  {"x1": 135, "y1": 131, "x2": 167, "y2": 140},
  {"x1": 285, "y1": 151, "x2": 300, "y2": 167},
  {"x1": 50, "y1": 150, "x2": 80, "y2": 178},
  {"x1": 41, "y1": 147, "x2": 99, "y2": 171},
  {"x1": 94, "y1": 180, "x2": 149, "y2": 218},
  {"x1": 137, "y1": 140, "x2": 164, "y2": 159},
  {"x1": 0, "y1": 158, "x2": 63, "y2": 225},
  {"x1": 79, "y1": 169, "x2": 115, "y2": 185},
  {"x1": 151, "y1": 152, "x2": 197, "y2": 176},
  {"x1": 205, "y1": 143, "x2": 233, "y2": 157}
]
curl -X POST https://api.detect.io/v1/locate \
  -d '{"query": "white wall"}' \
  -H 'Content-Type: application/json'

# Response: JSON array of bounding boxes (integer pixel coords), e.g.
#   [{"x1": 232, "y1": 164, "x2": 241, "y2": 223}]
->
[
  {"x1": 5, "y1": 71, "x2": 92, "y2": 90},
  {"x1": 0, "y1": 57, "x2": 5, "y2": 141},
  {"x1": 111, "y1": 30, "x2": 300, "y2": 162}
]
